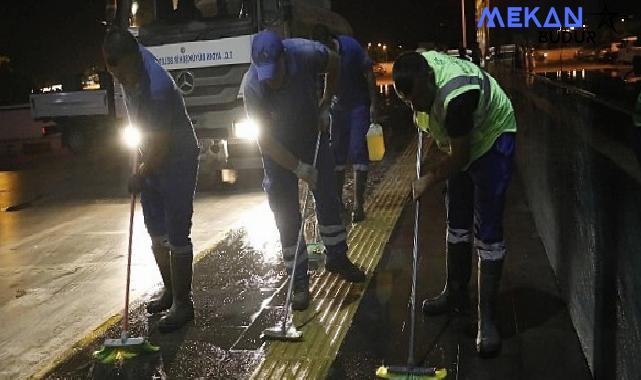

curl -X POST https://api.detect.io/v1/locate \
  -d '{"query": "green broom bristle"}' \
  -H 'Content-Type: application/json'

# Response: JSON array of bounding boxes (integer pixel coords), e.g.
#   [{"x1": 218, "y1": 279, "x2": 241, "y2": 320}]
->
[
  {"x1": 375, "y1": 366, "x2": 448, "y2": 379},
  {"x1": 93, "y1": 341, "x2": 159, "y2": 365}
]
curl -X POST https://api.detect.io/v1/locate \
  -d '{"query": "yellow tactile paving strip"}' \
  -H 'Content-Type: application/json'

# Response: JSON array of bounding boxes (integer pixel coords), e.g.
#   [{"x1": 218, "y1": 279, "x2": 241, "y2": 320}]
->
[{"x1": 252, "y1": 141, "x2": 417, "y2": 380}]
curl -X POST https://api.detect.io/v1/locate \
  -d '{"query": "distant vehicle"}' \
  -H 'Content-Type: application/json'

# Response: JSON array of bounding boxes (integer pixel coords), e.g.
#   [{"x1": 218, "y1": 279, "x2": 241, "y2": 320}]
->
[
  {"x1": 533, "y1": 50, "x2": 548, "y2": 63},
  {"x1": 576, "y1": 47, "x2": 597, "y2": 61},
  {"x1": 596, "y1": 46, "x2": 616, "y2": 62},
  {"x1": 616, "y1": 37, "x2": 641, "y2": 64},
  {"x1": 30, "y1": 72, "x2": 119, "y2": 153},
  {"x1": 498, "y1": 44, "x2": 516, "y2": 59}
]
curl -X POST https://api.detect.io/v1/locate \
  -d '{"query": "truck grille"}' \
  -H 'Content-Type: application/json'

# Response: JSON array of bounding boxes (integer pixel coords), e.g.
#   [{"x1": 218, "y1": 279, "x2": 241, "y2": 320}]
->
[
  {"x1": 170, "y1": 64, "x2": 249, "y2": 108},
  {"x1": 228, "y1": 140, "x2": 261, "y2": 158}
]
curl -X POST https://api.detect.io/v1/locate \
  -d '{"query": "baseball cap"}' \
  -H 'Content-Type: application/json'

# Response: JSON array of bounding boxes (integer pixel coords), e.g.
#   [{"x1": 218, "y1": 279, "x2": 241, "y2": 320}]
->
[{"x1": 252, "y1": 30, "x2": 284, "y2": 82}]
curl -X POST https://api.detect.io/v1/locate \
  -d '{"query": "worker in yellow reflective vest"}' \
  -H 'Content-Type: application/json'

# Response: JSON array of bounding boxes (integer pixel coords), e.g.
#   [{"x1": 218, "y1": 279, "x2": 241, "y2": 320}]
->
[{"x1": 393, "y1": 51, "x2": 517, "y2": 357}]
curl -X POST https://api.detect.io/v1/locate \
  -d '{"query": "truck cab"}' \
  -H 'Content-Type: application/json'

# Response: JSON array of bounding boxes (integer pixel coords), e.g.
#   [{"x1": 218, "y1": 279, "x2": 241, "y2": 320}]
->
[{"x1": 116, "y1": 0, "x2": 351, "y2": 184}]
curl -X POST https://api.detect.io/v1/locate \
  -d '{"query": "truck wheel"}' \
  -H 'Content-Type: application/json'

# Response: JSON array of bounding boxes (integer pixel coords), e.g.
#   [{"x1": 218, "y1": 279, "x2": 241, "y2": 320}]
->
[{"x1": 63, "y1": 128, "x2": 88, "y2": 154}]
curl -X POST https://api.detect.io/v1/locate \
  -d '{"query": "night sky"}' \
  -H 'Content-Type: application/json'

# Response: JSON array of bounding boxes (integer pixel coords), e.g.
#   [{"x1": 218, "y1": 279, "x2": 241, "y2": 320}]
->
[
  {"x1": 0, "y1": 1, "x2": 105, "y2": 98},
  {"x1": 0, "y1": 0, "x2": 639, "y2": 104}
]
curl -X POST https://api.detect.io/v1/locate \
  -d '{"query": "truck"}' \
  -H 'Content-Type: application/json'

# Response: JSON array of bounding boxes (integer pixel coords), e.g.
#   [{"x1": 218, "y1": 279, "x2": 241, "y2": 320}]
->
[
  {"x1": 29, "y1": 71, "x2": 121, "y2": 153},
  {"x1": 130, "y1": 0, "x2": 352, "y2": 185},
  {"x1": 31, "y1": 0, "x2": 352, "y2": 186}
]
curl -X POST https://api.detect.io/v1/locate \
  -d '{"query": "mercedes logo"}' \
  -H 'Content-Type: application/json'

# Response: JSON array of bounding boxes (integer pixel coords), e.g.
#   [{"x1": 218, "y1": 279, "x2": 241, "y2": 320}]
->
[{"x1": 175, "y1": 71, "x2": 195, "y2": 95}]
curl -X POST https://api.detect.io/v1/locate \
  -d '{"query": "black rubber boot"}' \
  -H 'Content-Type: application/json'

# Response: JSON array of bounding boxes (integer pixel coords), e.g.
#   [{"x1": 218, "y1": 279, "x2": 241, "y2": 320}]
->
[
  {"x1": 158, "y1": 249, "x2": 195, "y2": 333},
  {"x1": 335, "y1": 169, "x2": 346, "y2": 211},
  {"x1": 292, "y1": 276, "x2": 310, "y2": 311},
  {"x1": 352, "y1": 170, "x2": 367, "y2": 223},
  {"x1": 476, "y1": 258, "x2": 504, "y2": 357},
  {"x1": 326, "y1": 254, "x2": 366, "y2": 282},
  {"x1": 422, "y1": 242, "x2": 472, "y2": 316},
  {"x1": 147, "y1": 241, "x2": 172, "y2": 314}
]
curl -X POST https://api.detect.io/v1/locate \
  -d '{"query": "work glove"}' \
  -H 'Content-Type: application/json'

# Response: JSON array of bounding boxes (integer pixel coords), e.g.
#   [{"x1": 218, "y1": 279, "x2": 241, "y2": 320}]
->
[
  {"x1": 293, "y1": 160, "x2": 318, "y2": 190},
  {"x1": 128, "y1": 173, "x2": 145, "y2": 195}
]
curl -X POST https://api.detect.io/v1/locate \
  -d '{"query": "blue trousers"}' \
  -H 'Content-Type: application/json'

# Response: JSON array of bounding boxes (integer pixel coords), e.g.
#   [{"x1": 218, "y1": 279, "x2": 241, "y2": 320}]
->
[
  {"x1": 140, "y1": 152, "x2": 198, "y2": 252},
  {"x1": 331, "y1": 104, "x2": 370, "y2": 171},
  {"x1": 446, "y1": 133, "x2": 515, "y2": 261},
  {"x1": 262, "y1": 132, "x2": 348, "y2": 280}
]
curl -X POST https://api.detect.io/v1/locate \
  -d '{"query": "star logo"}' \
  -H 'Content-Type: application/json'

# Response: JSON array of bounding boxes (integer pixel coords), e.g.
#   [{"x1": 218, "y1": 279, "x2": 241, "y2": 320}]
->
[
  {"x1": 175, "y1": 71, "x2": 195, "y2": 95},
  {"x1": 592, "y1": 4, "x2": 619, "y2": 33}
]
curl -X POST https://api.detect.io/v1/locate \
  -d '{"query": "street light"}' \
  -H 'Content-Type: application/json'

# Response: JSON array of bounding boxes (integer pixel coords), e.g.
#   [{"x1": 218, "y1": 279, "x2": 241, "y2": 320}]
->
[{"x1": 378, "y1": 43, "x2": 382, "y2": 48}]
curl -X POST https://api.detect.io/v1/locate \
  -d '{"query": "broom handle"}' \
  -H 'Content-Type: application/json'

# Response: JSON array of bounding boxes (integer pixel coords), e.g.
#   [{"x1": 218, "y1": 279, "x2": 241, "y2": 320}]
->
[
  {"x1": 408, "y1": 130, "x2": 424, "y2": 366},
  {"x1": 281, "y1": 131, "x2": 322, "y2": 331},
  {"x1": 123, "y1": 152, "x2": 139, "y2": 339}
]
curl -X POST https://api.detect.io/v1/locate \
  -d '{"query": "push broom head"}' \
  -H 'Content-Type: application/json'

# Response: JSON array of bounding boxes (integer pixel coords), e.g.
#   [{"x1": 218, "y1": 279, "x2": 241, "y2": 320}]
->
[
  {"x1": 375, "y1": 365, "x2": 447, "y2": 379},
  {"x1": 261, "y1": 323, "x2": 303, "y2": 342},
  {"x1": 306, "y1": 242, "x2": 325, "y2": 261},
  {"x1": 93, "y1": 336, "x2": 159, "y2": 365}
]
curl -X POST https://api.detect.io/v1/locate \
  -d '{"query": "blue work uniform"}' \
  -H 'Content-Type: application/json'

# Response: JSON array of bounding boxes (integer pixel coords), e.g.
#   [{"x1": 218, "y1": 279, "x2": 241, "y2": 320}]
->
[
  {"x1": 331, "y1": 35, "x2": 373, "y2": 171},
  {"x1": 124, "y1": 45, "x2": 199, "y2": 253},
  {"x1": 243, "y1": 39, "x2": 348, "y2": 280}
]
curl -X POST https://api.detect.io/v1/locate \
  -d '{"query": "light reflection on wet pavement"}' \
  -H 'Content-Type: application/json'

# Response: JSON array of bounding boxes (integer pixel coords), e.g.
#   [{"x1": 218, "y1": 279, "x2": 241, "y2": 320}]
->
[{"x1": 44, "y1": 144, "x2": 396, "y2": 379}]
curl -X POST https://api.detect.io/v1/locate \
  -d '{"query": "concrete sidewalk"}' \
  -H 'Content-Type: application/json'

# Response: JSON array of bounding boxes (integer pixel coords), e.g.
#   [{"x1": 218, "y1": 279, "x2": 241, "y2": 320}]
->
[{"x1": 327, "y1": 167, "x2": 592, "y2": 379}]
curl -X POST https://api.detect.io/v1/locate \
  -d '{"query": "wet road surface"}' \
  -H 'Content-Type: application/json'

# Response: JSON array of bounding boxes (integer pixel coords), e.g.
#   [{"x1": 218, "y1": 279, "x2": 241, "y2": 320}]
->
[
  {"x1": 0, "y1": 143, "x2": 268, "y2": 379},
  {"x1": 41, "y1": 124, "x2": 409, "y2": 379},
  {"x1": 4, "y1": 90, "x2": 595, "y2": 379}
]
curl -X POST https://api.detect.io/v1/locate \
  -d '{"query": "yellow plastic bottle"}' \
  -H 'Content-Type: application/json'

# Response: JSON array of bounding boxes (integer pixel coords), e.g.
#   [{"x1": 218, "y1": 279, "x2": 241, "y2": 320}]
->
[{"x1": 367, "y1": 123, "x2": 385, "y2": 161}]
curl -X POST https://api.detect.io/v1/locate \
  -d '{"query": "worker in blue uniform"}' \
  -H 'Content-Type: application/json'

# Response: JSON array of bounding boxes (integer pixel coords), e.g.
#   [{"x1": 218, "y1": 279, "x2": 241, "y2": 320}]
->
[
  {"x1": 103, "y1": 28, "x2": 199, "y2": 333},
  {"x1": 243, "y1": 30, "x2": 366, "y2": 311},
  {"x1": 312, "y1": 26, "x2": 378, "y2": 223}
]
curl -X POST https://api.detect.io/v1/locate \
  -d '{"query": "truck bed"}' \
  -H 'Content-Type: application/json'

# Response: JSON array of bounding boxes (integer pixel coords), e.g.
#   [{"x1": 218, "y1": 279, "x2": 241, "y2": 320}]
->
[{"x1": 30, "y1": 90, "x2": 110, "y2": 120}]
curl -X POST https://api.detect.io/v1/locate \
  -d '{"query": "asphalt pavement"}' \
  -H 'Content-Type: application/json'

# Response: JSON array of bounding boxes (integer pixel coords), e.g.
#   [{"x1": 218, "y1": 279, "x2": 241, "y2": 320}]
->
[{"x1": 0, "y1": 142, "x2": 268, "y2": 379}]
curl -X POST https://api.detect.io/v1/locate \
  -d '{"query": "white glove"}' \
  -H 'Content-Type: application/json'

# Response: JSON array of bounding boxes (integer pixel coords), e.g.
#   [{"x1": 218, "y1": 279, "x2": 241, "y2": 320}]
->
[{"x1": 293, "y1": 160, "x2": 318, "y2": 190}]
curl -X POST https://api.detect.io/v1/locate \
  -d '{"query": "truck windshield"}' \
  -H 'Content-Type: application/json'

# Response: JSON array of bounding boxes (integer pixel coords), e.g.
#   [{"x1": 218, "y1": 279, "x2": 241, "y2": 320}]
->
[{"x1": 134, "y1": 0, "x2": 251, "y2": 27}]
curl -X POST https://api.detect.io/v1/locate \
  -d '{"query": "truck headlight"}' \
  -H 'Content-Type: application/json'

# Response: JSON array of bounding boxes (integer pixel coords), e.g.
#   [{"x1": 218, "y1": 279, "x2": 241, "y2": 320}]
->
[
  {"x1": 234, "y1": 118, "x2": 260, "y2": 140},
  {"x1": 122, "y1": 124, "x2": 142, "y2": 149}
]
